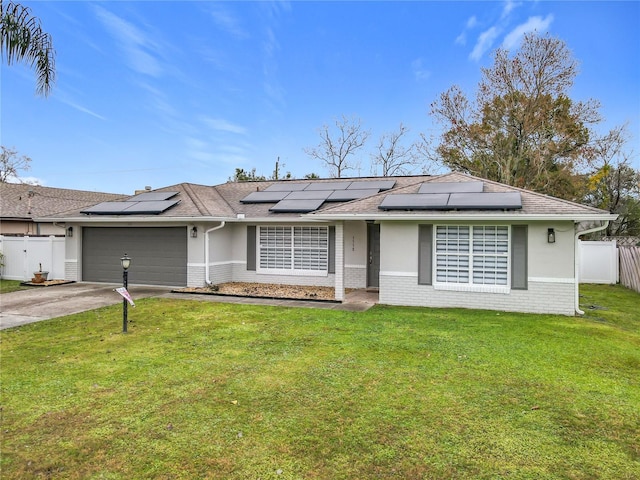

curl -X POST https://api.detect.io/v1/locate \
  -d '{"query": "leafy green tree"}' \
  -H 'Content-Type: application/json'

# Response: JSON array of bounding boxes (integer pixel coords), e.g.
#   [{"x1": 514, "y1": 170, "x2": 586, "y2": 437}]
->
[
  {"x1": 229, "y1": 168, "x2": 267, "y2": 182},
  {"x1": 1, "y1": 0, "x2": 55, "y2": 96},
  {"x1": 429, "y1": 33, "x2": 600, "y2": 200}
]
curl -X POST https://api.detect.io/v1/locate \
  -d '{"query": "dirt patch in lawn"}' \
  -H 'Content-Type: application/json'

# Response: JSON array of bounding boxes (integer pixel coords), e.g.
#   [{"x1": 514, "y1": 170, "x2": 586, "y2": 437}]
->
[{"x1": 174, "y1": 282, "x2": 338, "y2": 301}]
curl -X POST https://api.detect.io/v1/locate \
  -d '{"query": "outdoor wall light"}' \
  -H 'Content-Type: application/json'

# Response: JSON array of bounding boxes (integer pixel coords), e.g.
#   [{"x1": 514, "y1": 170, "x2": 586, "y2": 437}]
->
[
  {"x1": 191, "y1": 226, "x2": 198, "y2": 238},
  {"x1": 547, "y1": 228, "x2": 556, "y2": 244},
  {"x1": 67, "y1": 226, "x2": 73, "y2": 237}
]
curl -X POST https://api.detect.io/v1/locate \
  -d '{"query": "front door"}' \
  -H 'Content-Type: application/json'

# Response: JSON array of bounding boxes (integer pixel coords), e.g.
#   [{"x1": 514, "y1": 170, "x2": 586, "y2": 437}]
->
[{"x1": 367, "y1": 223, "x2": 380, "y2": 288}]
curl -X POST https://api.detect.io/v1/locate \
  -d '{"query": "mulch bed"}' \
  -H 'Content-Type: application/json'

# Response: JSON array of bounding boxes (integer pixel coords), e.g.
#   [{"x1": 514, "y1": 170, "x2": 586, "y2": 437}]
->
[
  {"x1": 20, "y1": 280, "x2": 75, "y2": 287},
  {"x1": 173, "y1": 282, "x2": 338, "y2": 302}
]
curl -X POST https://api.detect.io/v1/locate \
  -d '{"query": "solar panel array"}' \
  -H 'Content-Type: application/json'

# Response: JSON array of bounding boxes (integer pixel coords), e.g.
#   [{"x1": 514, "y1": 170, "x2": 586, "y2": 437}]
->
[
  {"x1": 379, "y1": 182, "x2": 522, "y2": 211},
  {"x1": 241, "y1": 180, "x2": 396, "y2": 213},
  {"x1": 81, "y1": 192, "x2": 180, "y2": 215}
]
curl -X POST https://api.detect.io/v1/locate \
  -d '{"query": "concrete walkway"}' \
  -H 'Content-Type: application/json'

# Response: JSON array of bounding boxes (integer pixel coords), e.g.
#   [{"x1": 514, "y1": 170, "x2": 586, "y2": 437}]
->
[
  {"x1": 0, "y1": 283, "x2": 378, "y2": 330},
  {"x1": 0, "y1": 283, "x2": 171, "y2": 330}
]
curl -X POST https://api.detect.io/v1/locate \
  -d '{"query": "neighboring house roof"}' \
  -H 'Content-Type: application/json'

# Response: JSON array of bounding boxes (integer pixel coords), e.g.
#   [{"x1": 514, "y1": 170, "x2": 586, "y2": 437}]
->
[
  {"x1": 0, "y1": 183, "x2": 125, "y2": 221},
  {"x1": 37, "y1": 173, "x2": 615, "y2": 223}
]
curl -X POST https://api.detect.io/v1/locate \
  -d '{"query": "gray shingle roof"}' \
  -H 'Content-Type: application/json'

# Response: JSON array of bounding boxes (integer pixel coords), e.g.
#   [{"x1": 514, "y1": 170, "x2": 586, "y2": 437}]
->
[
  {"x1": 308, "y1": 172, "x2": 611, "y2": 218},
  {"x1": 0, "y1": 183, "x2": 125, "y2": 220},
  {"x1": 35, "y1": 173, "x2": 613, "y2": 221}
]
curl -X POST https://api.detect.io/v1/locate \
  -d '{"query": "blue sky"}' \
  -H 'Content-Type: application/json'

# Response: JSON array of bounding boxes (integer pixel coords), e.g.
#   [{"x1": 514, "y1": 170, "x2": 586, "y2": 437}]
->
[{"x1": 2, "y1": 1, "x2": 639, "y2": 194}]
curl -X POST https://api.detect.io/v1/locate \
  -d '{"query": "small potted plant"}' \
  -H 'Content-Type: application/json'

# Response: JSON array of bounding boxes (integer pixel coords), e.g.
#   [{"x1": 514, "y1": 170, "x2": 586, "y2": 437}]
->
[{"x1": 32, "y1": 263, "x2": 49, "y2": 284}]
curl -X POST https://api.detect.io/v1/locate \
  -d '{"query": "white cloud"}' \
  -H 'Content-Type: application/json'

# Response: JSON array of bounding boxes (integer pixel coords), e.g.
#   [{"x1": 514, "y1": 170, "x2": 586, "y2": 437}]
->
[
  {"x1": 502, "y1": 14, "x2": 554, "y2": 50},
  {"x1": 411, "y1": 58, "x2": 431, "y2": 82},
  {"x1": 455, "y1": 16, "x2": 478, "y2": 46},
  {"x1": 5, "y1": 175, "x2": 43, "y2": 185},
  {"x1": 93, "y1": 5, "x2": 163, "y2": 77},
  {"x1": 501, "y1": 0, "x2": 521, "y2": 20},
  {"x1": 470, "y1": 27, "x2": 500, "y2": 61},
  {"x1": 467, "y1": 15, "x2": 478, "y2": 28},
  {"x1": 60, "y1": 100, "x2": 107, "y2": 121},
  {"x1": 200, "y1": 116, "x2": 248, "y2": 135},
  {"x1": 208, "y1": 4, "x2": 249, "y2": 39}
]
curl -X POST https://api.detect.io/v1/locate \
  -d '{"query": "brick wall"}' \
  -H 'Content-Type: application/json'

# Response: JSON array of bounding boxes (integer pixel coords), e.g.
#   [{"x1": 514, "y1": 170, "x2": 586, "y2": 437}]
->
[
  {"x1": 345, "y1": 265, "x2": 366, "y2": 288},
  {"x1": 65, "y1": 260, "x2": 78, "y2": 282},
  {"x1": 380, "y1": 274, "x2": 576, "y2": 315}
]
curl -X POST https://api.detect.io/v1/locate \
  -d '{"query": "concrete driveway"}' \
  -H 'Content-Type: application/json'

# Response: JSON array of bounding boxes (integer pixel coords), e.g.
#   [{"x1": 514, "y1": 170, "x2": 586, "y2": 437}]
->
[{"x1": 0, "y1": 283, "x2": 171, "y2": 330}]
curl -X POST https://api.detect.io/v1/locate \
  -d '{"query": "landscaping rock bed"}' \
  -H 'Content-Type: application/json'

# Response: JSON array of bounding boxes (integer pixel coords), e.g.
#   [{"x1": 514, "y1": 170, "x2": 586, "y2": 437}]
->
[
  {"x1": 20, "y1": 280, "x2": 75, "y2": 287},
  {"x1": 175, "y1": 282, "x2": 336, "y2": 301}
]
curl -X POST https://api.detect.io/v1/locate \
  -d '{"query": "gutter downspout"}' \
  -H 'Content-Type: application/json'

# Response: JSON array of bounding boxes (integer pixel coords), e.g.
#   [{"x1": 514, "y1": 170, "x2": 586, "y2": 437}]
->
[
  {"x1": 574, "y1": 220, "x2": 610, "y2": 315},
  {"x1": 205, "y1": 222, "x2": 226, "y2": 285}
]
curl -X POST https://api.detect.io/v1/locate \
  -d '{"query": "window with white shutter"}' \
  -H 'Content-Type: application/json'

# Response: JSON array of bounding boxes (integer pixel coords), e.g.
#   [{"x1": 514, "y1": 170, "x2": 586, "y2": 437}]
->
[
  {"x1": 434, "y1": 225, "x2": 510, "y2": 293},
  {"x1": 258, "y1": 226, "x2": 328, "y2": 275}
]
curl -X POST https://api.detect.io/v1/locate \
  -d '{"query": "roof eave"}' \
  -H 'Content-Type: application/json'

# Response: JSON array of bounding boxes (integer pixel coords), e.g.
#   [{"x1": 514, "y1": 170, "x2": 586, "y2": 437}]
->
[
  {"x1": 305, "y1": 212, "x2": 619, "y2": 222},
  {"x1": 34, "y1": 215, "x2": 232, "y2": 223}
]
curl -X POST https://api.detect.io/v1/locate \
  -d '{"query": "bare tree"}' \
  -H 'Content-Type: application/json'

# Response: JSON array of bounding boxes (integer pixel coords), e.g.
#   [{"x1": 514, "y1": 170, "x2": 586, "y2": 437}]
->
[
  {"x1": 583, "y1": 125, "x2": 640, "y2": 236},
  {"x1": 304, "y1": 115, "x2": 370, "y2": 178},
  {"x1": 0, "y1": 146, "x2": 31, "y2": 182},
  {"x1": 371, "y1": 123, "x2": 421, "y2": 176}
]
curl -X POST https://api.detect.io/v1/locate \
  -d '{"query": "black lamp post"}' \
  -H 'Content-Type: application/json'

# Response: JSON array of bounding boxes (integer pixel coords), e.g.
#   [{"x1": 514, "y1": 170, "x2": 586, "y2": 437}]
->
[{"x1": 121, "y1": 253, "x2": 131, "y2": 333}]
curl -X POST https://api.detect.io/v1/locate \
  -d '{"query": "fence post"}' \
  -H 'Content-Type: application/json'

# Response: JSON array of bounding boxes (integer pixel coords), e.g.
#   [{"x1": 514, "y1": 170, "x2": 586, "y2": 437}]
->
[{"x1": 23, "y1": 236, "x2": 29, "y2": 281}]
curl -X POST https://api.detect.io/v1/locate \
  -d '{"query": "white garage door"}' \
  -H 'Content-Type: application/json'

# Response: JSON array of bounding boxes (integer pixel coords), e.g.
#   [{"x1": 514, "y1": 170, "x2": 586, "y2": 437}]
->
[{"x1": 82, "y1": 227, "x2": 187, "y2": 286}]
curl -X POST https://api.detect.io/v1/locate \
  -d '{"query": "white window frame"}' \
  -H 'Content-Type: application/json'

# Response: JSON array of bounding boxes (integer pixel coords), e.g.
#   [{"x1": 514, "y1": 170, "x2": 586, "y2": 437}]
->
[
  {"x1": 257, "y1": 226, "x2": 329, "y2": 276},
  {"x1": 433, "y1": 225, "x2": 511, "y2": 294}
]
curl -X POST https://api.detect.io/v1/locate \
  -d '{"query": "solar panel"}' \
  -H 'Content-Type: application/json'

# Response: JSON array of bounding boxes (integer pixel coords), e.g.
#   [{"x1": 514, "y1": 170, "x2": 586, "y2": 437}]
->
[
  {"x1": 81, "y1": 202, "x2": 138, "y2": 214},
  {"x1": 304, "y1": 181, "x2": 352, "y2": 191},
  {"x1": 326, "y1": 189, "x2": 381, "y2": 202},
  {"x1": 419, "y1": 181, "x2": 484, "y2": 194},
  {"x1": 269, "y1": 199, "x2": 325, "y2": 212},
  {"x1": 81, "y1": 200, "x2": 180, "y2": 215},
  {"x1": 129, "y1": 191, "x2": 179, "y2": 201},
  {"x1": 378, "y1": 194, "x2": 450, "y2": 210},
  {"x1": 447, "y1": 192, "x2": 522, "y2": 209},
  {"x1": 240, "y1": 191, "x2": 289, "y2": 203},
  {"x1": 263, "y1": 183, "x2": 310, "y2": 192},
  {"x1": 121, "y1": 200, "x2": 180, "y2": 214},
  {"x1": 348, "y1": 180, "x2": 396, "y2": 191},
  {"x1": 284, "y1": 190, "x2": 332, "y2": 200}
]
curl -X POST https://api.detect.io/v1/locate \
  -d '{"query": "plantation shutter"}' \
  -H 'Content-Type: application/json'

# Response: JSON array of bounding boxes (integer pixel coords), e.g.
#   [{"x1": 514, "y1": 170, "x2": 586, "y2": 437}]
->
[
  {"x1": 511, "y1": 225, "x2": 528, "y2": 290},
  {"x1": 418, "y1": 224, "x2": 433, "y2": 285},
  {"x1": 328, "y1": 226, "x2": 336, "y2": 274},
  {"x1": 246, "y1": 225, "x2": 256, "y2": 271}
]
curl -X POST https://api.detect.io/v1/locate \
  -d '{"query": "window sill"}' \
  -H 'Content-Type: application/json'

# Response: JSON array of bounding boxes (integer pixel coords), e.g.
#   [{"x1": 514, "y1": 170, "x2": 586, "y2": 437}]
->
[
  {"x1": 433, "y1": 283, "x2": 510, "y2": 294},
  {"x1": 257, "y1": 268, "x2": 328, "y2": 277}
]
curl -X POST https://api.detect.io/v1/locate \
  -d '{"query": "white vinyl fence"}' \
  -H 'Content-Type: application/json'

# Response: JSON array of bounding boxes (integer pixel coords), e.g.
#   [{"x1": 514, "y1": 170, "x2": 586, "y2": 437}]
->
[
  {"x1": 578, "y1": 240, "x2": 619, "y2": 284},
  {"x1": 0, "y1": 235, "x2": 65, "y2": 281}
]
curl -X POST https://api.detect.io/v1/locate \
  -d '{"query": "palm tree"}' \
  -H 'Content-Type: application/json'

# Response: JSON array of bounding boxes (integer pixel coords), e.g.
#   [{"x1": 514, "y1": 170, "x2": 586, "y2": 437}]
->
[{"x1": 1, "y1": 0, "x2": 55, "y2": 96}]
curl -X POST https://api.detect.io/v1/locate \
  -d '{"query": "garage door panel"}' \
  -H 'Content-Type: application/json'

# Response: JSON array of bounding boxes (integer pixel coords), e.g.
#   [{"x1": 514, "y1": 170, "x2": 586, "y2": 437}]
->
[{"x1": 83, "y1": 227, "x2": 187, "y2": 286}]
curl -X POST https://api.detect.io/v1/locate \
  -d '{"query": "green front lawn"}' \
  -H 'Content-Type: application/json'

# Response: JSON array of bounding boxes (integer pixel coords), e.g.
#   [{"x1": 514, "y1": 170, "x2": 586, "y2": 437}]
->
[
  {"x1": 0, "y1": 279, "x2": 28, "y2": 293},
  {"x1": 1, "y1": 284, "x2": 638, "y2": 479}
]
